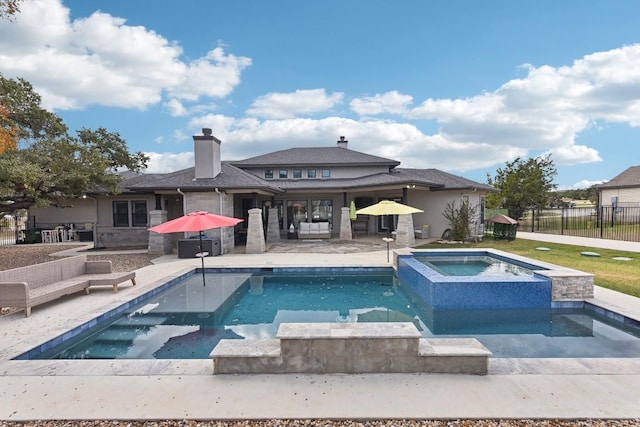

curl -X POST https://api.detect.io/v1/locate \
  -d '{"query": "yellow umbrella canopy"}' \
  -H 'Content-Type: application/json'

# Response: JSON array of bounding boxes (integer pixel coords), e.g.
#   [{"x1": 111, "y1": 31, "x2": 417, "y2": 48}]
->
[
  {"x1": 356, "y1": 200, "x2": 423, "y2": 216},
  {"x1": 349, "y1": 200, "x2": 357, "y2": 221}
]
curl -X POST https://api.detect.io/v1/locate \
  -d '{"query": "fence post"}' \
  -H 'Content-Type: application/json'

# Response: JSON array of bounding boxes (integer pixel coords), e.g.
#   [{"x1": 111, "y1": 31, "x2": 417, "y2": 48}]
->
[
  {"x1": 530, "y1": 209, "x2": 534, "y2": 232},
  {"x1": 600, "y1": 206, "x2": 604, "y2": 238},
  {"x1": 14, "y1": 214, "x2": 19, "y2": 244}
]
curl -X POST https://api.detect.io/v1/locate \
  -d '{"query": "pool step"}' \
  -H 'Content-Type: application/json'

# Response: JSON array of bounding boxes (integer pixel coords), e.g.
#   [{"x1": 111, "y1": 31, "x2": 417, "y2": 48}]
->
[
  {"x1": 211, "y1": 322, "x2": 491, "y2": 375},
  {"x1": 112, "y1": 315, "x2": 168, "y2": 327}
]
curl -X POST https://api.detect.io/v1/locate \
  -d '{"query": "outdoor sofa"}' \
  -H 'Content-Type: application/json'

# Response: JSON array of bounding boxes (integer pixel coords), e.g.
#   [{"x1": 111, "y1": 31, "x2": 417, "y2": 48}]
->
[
  {"x1": 0, "y1": 254, "x2": 136, "y2": 317},
  {"x1": 298, "y1": 222, "x2": 331, "y2": 239}
]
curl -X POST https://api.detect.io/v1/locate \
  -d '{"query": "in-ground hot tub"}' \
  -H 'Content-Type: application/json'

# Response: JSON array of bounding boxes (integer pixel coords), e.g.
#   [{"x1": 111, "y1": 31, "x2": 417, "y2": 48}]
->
[{"x1": 397, "y1": 249, "x2": 592, "y2": 310}]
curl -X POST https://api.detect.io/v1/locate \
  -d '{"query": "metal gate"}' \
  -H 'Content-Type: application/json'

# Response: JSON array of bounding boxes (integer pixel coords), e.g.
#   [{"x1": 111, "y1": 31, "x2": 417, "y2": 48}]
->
[{"x1": 0, "y1": 211, "x2": 31, "y2": 246}]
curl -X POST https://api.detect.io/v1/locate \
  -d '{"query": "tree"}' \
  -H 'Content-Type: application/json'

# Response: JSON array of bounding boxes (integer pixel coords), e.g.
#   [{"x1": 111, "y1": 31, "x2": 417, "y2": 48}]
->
[
  {"x1": 442, "y1": 199, "x2": 477, "y2": 242},
  {"x1": 0, "y1": 103, "x2": 17, "y2": 153},
  {"x1": 0, "y1": 75, "x2": 67, "y2": 144},
  {"x1": 486, "y1": 154, "x2": 557, "y2": 221},
  {"x1": 0, "y1": 74, "x2": 149, "y2": 215},
  {"x1": 0, "y1": 0, "x2": 22, "y2": 21}
]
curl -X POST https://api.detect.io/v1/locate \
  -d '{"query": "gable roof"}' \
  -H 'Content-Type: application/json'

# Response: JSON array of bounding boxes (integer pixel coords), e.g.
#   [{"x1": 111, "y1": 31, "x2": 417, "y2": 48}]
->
[
  {"x1": 125, "y1": 162, "x2": 283, "y2": 193},
  {"x1": 230, "y1": 147, "x2": 400, "y2": 168},
  {"x1": 598, "y1": 166, "x2": 640, "y2": 189},
  {"x1": 394, "y1": 168, "x2": 496, "y2": 191},
  {"x1": 119, "y1": 144, "x2": 494, "y2": 194}
]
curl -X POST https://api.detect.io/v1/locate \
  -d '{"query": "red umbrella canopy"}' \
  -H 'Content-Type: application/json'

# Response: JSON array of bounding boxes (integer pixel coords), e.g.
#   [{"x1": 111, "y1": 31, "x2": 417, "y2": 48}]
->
[{"x1": 149, "y1": 211, "x2": 243, "y2": 234}]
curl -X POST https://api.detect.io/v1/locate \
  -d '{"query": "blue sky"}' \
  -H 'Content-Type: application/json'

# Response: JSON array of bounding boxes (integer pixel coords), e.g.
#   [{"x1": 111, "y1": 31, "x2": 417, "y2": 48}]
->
[{"x1": 2, "y1": 1, "x2": 640, "y2": 189}]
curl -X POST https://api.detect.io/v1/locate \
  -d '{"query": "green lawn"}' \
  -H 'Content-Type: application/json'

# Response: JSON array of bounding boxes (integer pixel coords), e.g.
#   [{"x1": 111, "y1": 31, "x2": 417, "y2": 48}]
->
[{"x1": 416, "y1": 238, "x2": 640, "y2": 298}]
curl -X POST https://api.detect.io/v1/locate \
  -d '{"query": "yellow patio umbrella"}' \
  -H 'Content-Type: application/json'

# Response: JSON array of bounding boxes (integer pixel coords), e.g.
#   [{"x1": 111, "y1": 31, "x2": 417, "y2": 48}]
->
[
  {"x1": 349, "y1": 200, "x2": 357, "y2": 221},
  {"x1": 355, "y1": 200, "x2": 423, "y2": 216},
  {"x1": 356, "y1": 200, "x2": 423, "y2": 261}
]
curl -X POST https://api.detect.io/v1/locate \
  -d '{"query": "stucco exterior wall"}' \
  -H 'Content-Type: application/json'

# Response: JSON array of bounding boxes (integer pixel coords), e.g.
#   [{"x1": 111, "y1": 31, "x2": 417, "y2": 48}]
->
[
  {"x1": 29, "y1": 198, "x2": 97, "y2": 229},
  {"x1": 601, "y1": 188, "x2": 640, "y2": 207},
  {"x1": 407, "y1": 190, "x2": 485, "y2": 239}
]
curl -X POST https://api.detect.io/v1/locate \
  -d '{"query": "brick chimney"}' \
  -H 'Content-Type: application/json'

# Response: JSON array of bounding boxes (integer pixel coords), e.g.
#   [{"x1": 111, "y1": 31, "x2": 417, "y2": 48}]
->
[
  {"x1": 336, "y1": 136, "x2": 348, "y2": 148},
  {"x1": 193, "y1": 128, "x2": 221, "y2": 179}
]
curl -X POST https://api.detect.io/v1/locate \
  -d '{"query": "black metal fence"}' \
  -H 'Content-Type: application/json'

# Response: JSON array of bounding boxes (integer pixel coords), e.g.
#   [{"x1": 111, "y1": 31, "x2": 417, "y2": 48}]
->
[
  {"x1": 0, "y1": 211, "x2": 33, "y2": 246},
  {"x1": 515, "y1": 206, "x2": 640, "y2": 242}
]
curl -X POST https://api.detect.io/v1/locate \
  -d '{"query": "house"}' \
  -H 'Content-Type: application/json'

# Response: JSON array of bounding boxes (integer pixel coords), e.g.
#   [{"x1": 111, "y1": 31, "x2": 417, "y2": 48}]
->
[
  {"x1": 598, "y1": 166, "x2": 640, "y2": 207},
  {"x1": 29, "y1": 129, "x2": 495, "y2": 254}
]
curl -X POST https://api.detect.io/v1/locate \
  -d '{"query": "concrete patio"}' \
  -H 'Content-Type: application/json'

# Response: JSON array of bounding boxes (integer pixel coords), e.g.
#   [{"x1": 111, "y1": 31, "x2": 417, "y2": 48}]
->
[{"x1": 1, "y1": 233, "x2": 640, "y2": 421}]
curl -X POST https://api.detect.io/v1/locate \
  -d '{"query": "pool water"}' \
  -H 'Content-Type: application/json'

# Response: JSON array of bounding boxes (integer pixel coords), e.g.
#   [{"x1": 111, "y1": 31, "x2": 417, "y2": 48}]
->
[
  {"x1": 415, "y1": 255, "x2": 535, "y2": 277},
  {"x1": 23, "y1": 269, "x2": 640, "y2": 360}
]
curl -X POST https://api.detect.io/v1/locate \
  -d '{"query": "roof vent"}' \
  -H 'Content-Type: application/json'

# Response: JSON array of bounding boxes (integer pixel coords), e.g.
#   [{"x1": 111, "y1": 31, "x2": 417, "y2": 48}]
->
[{"x1": 202, "y1": 128, "x2": 213, "y2": 136}]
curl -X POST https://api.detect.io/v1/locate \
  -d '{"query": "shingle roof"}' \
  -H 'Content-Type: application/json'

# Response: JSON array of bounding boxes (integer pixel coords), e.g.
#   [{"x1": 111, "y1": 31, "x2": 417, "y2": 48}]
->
[
  {"x1": 393, "y1": 168, "x2": 496, "y2": 191},
  {"x1": 124, "y1": 162, "x2": 283, "y2": 193},
  {"x1": 119, "y1": 149, "x2": 494, "y2": 194},
  {"x1": 271, "y1": 169, "x2": 495, "y2": 191},
  {"x1": 597, "y1": 166, "x2": 640, "y2": 189},
  {"x1": 230, "y1": 147, "x2": 400, "y2": 167}
]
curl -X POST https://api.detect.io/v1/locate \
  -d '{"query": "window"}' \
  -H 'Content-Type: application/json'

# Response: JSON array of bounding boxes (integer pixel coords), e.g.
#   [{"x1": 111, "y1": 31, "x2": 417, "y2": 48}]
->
[
  {"x1": 112, "y1": 200, "x2": 148, "y2": 227},
  {"x1": 287, "y1": 200, "x2": 307, "y2": 230},
  {"x1": 293, "y1": 168, "x2": 302, "y2": 178},
  {"x1": 131, "y1": 201, "x2": 148, "y2": 227},
  {"x1": 264, "y1": 169, "x2": 273, "y2": 179},
  {"x1": 307, "y1": 169, "x2": 316, "y2": 178},
  {"x1": 113, "y1": 201, "x2": 129, "y2": 227},
  {"x1": 322, "y1": 168, "x2": 331, "y2": 178},
  {"x1": 311, "y1": 199, "x2": 332, "y2": 225},
  {"x1": 279, "y1": 169, "x2": 288, "y2": 179}
]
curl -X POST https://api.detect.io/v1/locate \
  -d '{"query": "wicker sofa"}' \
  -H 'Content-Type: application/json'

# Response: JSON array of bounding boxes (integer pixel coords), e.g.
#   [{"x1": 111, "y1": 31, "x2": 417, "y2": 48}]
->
[
  {"x1": 0, "y1": 254, "x2": 136, "y2": 317},
  {"x1": 298, "y1": 222, "x2": 331, "y2": 239}
]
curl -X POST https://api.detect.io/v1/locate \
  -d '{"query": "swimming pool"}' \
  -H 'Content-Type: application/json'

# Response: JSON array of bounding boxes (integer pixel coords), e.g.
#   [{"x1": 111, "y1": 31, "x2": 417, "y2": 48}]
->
[{"x1": 18, "y1": 267, "x2": 640, "y2": 360}]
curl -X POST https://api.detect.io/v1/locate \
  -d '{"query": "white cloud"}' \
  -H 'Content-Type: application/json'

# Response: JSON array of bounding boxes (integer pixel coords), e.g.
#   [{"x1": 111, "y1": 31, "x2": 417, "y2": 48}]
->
[
  {"x1": 387, "y1": 44, "x2": 640, "y2": 167},
  {"x1": 178, "y1": 114, "x2": 525, "y2": 173},
  {"x1": 169, "y1": 47, "x2": 252, "y2": 102},
  {"x1": 173, "y1": 129, "x2": 189, "y2": 141},
  {"x1": 350, "y1": 91, "x2": 413, "y2": 115},
  {"x1": 144, "y1": 152, "x2": 194, "y2": 173},
  {"x1": 0, "y1": 0, "x2": 250, "y2": 111},
  {"x1": 543, "y1": 145, "x2": 602, "y2": 165},
  {"x1": 246, "y1": 89, "x2": 344, "y2": 119},
  {"x1": 164, "y1": 99, "x2": 188, "y2": 117},
  {"x1": 569, "y1": 179, "x2": 606, "y2": 190}
]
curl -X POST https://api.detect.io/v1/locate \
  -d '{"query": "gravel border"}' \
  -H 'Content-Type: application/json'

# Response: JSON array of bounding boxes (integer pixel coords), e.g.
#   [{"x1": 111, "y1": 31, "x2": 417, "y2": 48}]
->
[
  {"x1": 2, "y1": 420, "x2": 640, "y2": 426},
  {"x1": 0, "y1": 244, "x2": 156, "y2": 272}
]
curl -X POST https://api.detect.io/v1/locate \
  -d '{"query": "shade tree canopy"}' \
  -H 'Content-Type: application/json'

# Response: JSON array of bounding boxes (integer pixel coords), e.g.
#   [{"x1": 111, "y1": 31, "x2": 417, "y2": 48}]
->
[
  {"x1": 0, "y1": 0, "x2": 21, "y2": 21},
  {"x1": 0, "y1": 74, "x2": 148, "y2": 215},
  {"x1": 486, "y1": 154, "x2": 557, "y2": 221}
]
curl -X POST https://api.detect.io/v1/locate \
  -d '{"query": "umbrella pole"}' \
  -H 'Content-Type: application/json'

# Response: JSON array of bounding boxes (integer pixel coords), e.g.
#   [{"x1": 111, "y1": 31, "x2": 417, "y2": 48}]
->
[{"x1": 199, "y1": 231, "x2": 206, "y2": 286}]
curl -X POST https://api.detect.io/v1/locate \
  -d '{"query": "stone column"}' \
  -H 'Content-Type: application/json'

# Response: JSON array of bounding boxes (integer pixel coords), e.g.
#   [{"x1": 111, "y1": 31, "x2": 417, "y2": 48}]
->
[
  {"x1": 266, "y1": 207, "x2": 281, "y2": 242},
  {"x1": 339, "y1": 206, "x2": 353, "y2": 240},
  {"x1": 245, "y1": 208, "x2": 266, "y2": 254},
  {"x1": 148, "y1": 210, "x2": 172, "y2": 255},
  {"x1": 394, "y1": 214, "x2": 416, "y2": 248}
]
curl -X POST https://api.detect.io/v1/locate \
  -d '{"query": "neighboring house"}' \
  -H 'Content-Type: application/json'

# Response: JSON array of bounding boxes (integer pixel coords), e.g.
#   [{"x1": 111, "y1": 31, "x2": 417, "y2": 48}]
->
[
  {"x1": 30, "y1": 130, "x2": 495, "y2": 253},
  {"x1": 597, "y1": 166, "x2": 640, "y2": 207}
]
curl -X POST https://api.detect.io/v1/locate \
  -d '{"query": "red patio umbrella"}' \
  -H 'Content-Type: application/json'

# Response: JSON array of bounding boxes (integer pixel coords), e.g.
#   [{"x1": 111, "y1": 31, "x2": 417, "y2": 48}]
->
[{"x1": 149, "y1": 211, "x2": 243, "y2": 285}]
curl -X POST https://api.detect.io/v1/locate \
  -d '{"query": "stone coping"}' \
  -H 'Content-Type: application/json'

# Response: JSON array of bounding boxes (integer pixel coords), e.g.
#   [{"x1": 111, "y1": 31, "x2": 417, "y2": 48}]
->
[{"x1": 277, "y1": 322, "x2": 422, "y2": 339}]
